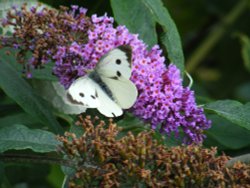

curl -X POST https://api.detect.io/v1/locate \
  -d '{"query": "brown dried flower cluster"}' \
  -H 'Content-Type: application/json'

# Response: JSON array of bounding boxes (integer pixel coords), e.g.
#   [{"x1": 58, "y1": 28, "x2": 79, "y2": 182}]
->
[
  {"x1": 57, "y1": 116, "x2": 250, "y2": 188},
  {"x1": 1, "y1": 4, "x2": 91, "y2": 71}
]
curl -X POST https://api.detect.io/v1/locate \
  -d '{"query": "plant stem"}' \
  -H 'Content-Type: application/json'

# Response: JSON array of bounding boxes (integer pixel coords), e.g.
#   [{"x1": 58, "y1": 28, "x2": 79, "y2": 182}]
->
[
  {"x1": 186, "y1": 0, "x2": 250, "y2": 73},
  {"x1": 0, "y1": 153, "x2": 76, "y2": 168}
]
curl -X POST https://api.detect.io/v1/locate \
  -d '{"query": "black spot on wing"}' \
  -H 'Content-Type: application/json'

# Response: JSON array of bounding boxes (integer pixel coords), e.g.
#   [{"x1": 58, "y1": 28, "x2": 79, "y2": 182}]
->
[
  {"x1": 91, "y1": 95, "x2": 96, "y2": 99},
  {"x1": 112, "y1": 113, "x2": 116, "y2": 117},
  {"x1": 95, "y1": 90, "x2": 98, "y2": 98},
  {"x1": 116, "y1": 59, "x2": 121, "y2": 64},
  {"x1": 79, "y1": 92, "x2": 84, "y2": 97},
  {"x1": 116, "y1": 71, "x2": 121, "y2": 77}
]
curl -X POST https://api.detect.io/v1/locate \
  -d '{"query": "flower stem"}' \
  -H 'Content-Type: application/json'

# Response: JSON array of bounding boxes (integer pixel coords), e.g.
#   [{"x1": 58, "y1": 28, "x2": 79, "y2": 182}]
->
[
  {"x1": 0, "y1": 153, "x2": 76, "y2": 168},
  {"x1": 186, "y1": 0, "x2": 250, "y2": 73}
]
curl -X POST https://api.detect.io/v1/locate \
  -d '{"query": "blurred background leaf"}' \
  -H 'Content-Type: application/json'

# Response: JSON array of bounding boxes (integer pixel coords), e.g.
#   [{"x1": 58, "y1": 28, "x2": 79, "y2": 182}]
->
[
  {"x1": 164, "y1": 0, "x2": 250, "y2": 100},
  {"x1": 237, "y1": 33, "x2": 250, "y2": 72}
]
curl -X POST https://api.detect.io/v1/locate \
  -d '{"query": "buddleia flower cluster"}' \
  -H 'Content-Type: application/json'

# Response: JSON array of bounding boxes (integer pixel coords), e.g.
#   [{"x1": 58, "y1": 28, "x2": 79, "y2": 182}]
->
[
  {"x1": 57, "y1": 116, "x2": 250, "y2": 188},
  {"x1": 1, "y1": 4, "x2": 91, "y2": 78},
  {"x1": 1, "y1": 4, "x2": 211, "y2": 143}
]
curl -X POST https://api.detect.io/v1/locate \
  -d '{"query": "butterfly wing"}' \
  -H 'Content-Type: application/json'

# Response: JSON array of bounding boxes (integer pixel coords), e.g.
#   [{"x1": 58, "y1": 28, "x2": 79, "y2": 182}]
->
[
  {"x1": 67, "y1": 76, "x2": 123, "y2": 117},
  {"x1": 96, "y1": 45, "x2": 132, "y2": 79},
  {"x1": 67, "y1": 45, "x2": 137, "y2": 117},
  {"x1": 95, "y1": 88, "x2": 123, "y2": 117},
  {"x1": 101, "y1": 76, "x2": 138, "y2": 109},
  {"x1": 67, "y1": 77, "x2": 100, "y2": 108}
]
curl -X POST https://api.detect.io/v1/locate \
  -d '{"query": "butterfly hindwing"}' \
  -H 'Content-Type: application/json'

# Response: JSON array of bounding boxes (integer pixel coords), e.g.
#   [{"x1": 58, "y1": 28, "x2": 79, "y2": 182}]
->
[
  {"x1": 67, "y1": 77, "x2": 100, "y2": 108},
  {"x1": 101, "y1": 76, "x2": 138, "y2": 109},
  {"x1": 95, "y1": 87, "x2": 123, "y2": 117}
]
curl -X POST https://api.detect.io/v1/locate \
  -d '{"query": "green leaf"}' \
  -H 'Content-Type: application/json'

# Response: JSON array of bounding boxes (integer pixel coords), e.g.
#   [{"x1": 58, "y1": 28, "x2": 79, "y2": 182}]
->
[
  {"x1": 237, "y1": 33, "x2": 250, "y2": 72},
  {"x1": 204, "y1": 100, "x2": 250, "y2": 131},
  {"x1": 204, "y1": 115, "x2": 250, "y2": 150},
  {"x1": 0, "y1": 124, "x2": 60, "y2": 153},
  {"x1": 0, "y1": 113, "x2": 42, "y2": 128},
  {"x1": 145, "y1": 0, "x2": 184, "y2": 73},
  {"x1": 0, "y1": 52, "x2": 63, "y2": 134},
  {"x1": 110, "y1": 0, "x2": 184, "y2": 74},
  {"x1": 0, "y1": 48, "x2": 57, "y2": 81},
  {"x1": 110, "y1": 0, "x2": 157, "y2": 47},
  {"x1": 31, "y1": 63, "x2": 57, "y2": 81},
  {"x1": 47, "y1": 165, "x2": 64, "y2": 188}
]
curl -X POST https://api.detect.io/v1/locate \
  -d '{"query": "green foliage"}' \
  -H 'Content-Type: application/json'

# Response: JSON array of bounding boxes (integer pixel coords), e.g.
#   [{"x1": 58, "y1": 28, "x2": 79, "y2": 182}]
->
[
  {"x1": 205, "y1": 115, "x2": 250, "y2": 150},
  {"x1": 0, "y1": 124, "x2": 59, "y2": 153},
  {"x1": 0, "y1": 50, "x2": 63, "y2": 134},
  {"x1": 31, "y1": 63, "x2": 58, "y2": 81},
  {"x1": 205, "y1": 100, "x2": 250, "y2": 131},
  {"x1": 0, "y1": 113, "x2": 41, "y2": 128},
  {"x1": 110, "y1": 0, "x2": 157, "y2": 47},
  {"x1": 110, "y1": 0, "x2": 185, "y2": 74},
  {"x1": 238, "y1": 33, "x2": 250, "y2": 72},
  {"x1": 0, "y1": 0, "x2": 250, "y2": 187}
]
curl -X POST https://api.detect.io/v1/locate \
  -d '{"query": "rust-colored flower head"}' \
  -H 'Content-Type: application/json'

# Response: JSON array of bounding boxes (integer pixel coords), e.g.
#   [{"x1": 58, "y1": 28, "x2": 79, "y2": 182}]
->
[{"x1": 57, "y1": 115, "x2": 250, "y2": 188}]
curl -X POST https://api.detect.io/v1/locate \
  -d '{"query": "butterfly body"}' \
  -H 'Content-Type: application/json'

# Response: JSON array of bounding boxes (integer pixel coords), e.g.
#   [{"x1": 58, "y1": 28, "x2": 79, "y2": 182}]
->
[
  {"x1": 88, "y1": 70, "x2": 115, "y2": 101},
  {"x1": 67, "y1": 45, "x2": 138, "y2": 117}
]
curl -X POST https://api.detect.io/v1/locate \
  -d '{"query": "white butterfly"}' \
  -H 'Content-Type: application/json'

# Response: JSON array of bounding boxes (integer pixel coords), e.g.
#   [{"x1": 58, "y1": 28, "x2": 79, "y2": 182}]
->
[{"x1": 66, "y1": 45, "x2": 138, "y2": 117}]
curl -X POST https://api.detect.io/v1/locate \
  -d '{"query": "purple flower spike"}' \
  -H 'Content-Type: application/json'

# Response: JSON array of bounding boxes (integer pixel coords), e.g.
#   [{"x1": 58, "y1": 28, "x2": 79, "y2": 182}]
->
[
  {"x1": 52, "y1": 11, "x2": 211, "y2": 143},
  {"x1": 1, "y1": 4, "x2": 211, "y2": 143}
]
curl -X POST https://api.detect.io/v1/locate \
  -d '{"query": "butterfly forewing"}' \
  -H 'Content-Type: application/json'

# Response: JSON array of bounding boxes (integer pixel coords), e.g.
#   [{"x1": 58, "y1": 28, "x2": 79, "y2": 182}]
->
[{"x1": 96, "y1": 45, "x2": 132, "y2": 79}]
